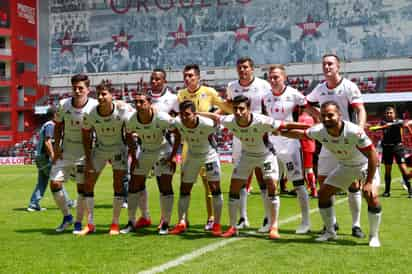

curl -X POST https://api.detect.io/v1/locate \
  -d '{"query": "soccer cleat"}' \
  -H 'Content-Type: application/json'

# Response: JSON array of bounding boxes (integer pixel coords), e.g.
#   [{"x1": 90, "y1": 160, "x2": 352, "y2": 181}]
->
[
  {"x1": 120, "y1": 221, "x2": 136, "y2": 234},
  {"x1": 157, "y1": 219, "x2": 164, "y2": 231},
  {"x1": 27, "y1": 205, "x2": 47, "y2": 212},
  {"x1": 382, "y1": 192, "x2": 390, "y2": 197},
  {"x1": 315, "y1": 230, "x2": 337, "y2": 242},
  {"x1": 221, "y1": 226, "x2": 238, "y2": 238},
  {"x1": 122, "y1": 202, "x2": 128, "y2": 209},
  {"x1": 269, "y1": 227, "x2": 280, "y2": 239},
  {"x1": 369, "y1": 236, "x2": 381, "y2": 247},
  {"x1": 204, "y1": 219, "x2": 214, "y2": 231},
  {"x1": 158, "y1": 222, "x2": 169, "y2": 235},
  {"x1": 235, "y1": 217, "x2": 250, "y2": 230},
  {"x1": 295, "y1": 223, "x2": 311, "y2": 234},
  {"x1": 211, "y1": 223, "x2": 222, "y2": 237},
  {"x1": 401, "y1": 181, "x2": 409, "y2": 191},
  {"x1": 169, "y1": 221, "x2": 187, "y2": 235},
  {"x1": 72, "y1": 222, "x2": 83, "y2": 235},
  {"x1": 321, "y1": 223, "x2": 339, "y2": 233},
  {"x1": 352, "y1": 226, "x2": 365, "y2": 238},
  {"x1": 55, "y1": 214, "x2": 73, "y2": 233},
  {"x1": 109, "y1": 223, "x2": 120, "y2": 235},
  {"x1": 78, "y1": 223, "x2": 96, "y2": 236},
  {"x1": 135, "y1": 217, "x2": 151, "y2": 229},
  {"x1": 258, "y1": 217, "x2": 270, "y2": 233},
  {"x1": 67, "y1": 200, "x2": 77, "y2": 208}
]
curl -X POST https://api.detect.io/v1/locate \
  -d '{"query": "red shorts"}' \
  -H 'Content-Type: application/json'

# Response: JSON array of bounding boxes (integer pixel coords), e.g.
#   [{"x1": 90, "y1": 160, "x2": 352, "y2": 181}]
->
[{"x1": 302, "y1": 151, "x2": 313, "y2": 169}]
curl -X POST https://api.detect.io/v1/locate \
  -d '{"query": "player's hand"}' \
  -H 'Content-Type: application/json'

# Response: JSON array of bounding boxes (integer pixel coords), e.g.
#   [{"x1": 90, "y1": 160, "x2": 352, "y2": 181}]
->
[
  {"x1": 165, "y1": 156, "x2": 176, "y2": 172},
  {"x1": 52, "y1": 146, "x2": 62, "y2": 163},
  {"x1": 85, "y1": 159, "x2": 95, "y2": 173},
  {"x1": 362, "y1": 182, "x2": 374, "y2": 200}
]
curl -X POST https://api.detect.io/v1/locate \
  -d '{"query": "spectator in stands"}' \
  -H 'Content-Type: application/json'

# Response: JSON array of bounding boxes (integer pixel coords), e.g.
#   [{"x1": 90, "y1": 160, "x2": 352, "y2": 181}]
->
[{"x1": 27, "y1": 107, "x2": 74, "y2": 211}]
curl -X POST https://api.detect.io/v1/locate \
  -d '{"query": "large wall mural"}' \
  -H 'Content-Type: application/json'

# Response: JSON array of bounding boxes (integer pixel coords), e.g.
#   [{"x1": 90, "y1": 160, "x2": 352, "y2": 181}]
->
[{"x1": 49, "y1": 0, "x2": 412, "y2": 75}]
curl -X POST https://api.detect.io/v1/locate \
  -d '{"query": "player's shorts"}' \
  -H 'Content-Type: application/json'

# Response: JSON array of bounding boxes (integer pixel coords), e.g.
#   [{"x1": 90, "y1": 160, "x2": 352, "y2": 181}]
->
[
  {"x1": 92, "y1": 147, "x2": 128, "y2": 172},
  {"x1": 181, "y1": 149, "x2": 221, "y2": 184},
  {"x1": 50, "y1": 157, "x2": 85, "y2": 184},
  {"x1": 133, "y1": 147, "x2": 174, "y2": 177},
  {"x1": 382, "y1": 143, "x2": 406, "y2": 165},
  {"x1": 232, "y1": 152, "x2": 278, "y2": 180},
  {"x1": 317, "y1": 148, "x2": 338, "y2": 177},
  {"x1": 302, "y1": 151, "x2": 314, "y2": 169},
  {"x1": 324, "y1": 163, "x2": 380, "y2": 190},
  {"x1": 181, "y1": 141, "x2": 207, "y2": 178},
  {"x1": 271, "y1": 137, "x2": 304, "y2": 181}
]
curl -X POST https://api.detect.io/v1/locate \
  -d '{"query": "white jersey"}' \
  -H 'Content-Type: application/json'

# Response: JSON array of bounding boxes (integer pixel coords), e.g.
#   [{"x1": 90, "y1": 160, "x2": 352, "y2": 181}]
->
[
  {"x1": 262, "y1": 86, "x2": 306, "y2": 122},
  {"x1": 173, "y1": 116, "x2": 218, "y2": 155},
  {"x1": 220, "y1": 113, "x2": 283, "y2": 155},
  {"x1": 306, "y1": 78, "x2": 363, "y2": 121},
  {"x1": 55, "y1": 98, "x2": 98, "y2": 159},
  {"x1": 226, "y1": 77, "x2": 271, "y2": 113},
  {"x1": 305, "y1": 121, "x2": 373, "y2": 166},
  {"x1": 125, "y1": 111, "x2": 174, "y2": 151},
  {"x1": 83, "y1": 102, "x2": 133, "y2": 152},
  {"x1": 149, "y1": 87, "x2": 179, "y2": 114}
]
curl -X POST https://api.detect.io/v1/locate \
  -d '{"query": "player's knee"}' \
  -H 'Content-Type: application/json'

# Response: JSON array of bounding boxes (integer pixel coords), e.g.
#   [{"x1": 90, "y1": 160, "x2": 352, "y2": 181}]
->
[
  {"x1": 368, "y1": 204, "x2": 382, "y2": 214},
  {"x1": 161, "y1": 189, "x2": 174, "y2": 196},
  {"x1": 348, "y1": 186, "x2": 360, "y2": 193},
  {"x1": 318, "y1": 199, "x2": 332, "y2": 209},
  {"x1": 292, "y1": 179, "x2": 305, "y2": 187},
  {"x1": 211, "y1": 189, "x2": 221, "y2": 196},
  {"x1": 229, "y1": 192, "x2": 240, "y2": 200},
  {"x1": 84, "y1": 192, "x2": 94, "y2": 197},
  {"x1": 114, "y1": 192, "x2": 124, "y2": 198},
  {"x1": 259, "y1": 183, "x2": 267, "y2": 191}
]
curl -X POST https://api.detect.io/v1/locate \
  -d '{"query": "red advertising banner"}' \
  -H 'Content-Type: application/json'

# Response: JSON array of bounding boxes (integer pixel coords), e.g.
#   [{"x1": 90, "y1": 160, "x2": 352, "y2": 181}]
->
[{"x1": 0, "y1": 157, "x2": 26, "y2": 165}]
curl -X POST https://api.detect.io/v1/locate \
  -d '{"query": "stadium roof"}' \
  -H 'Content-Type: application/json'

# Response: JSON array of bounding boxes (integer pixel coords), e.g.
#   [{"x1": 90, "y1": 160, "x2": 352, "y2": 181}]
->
[{"x1": 362, "y1": 92, "x2": 412, "y2": 103}]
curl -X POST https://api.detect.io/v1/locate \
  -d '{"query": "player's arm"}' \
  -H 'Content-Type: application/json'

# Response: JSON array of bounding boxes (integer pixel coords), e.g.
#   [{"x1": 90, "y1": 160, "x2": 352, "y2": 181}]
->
[
  {"x1": 352, "y1": 103, "x2": 367, "y2": 128},
  {"x1": 167, "y1": 128, "x2": 181, "y2": 169},
  {"x1": 126, "y1": 132, "x2": 139, "y2": 172},
  {"x1": 197, "y1": 111, "x2": 222, "y2": 124},
  {"x1": 212, "y1": 91, "x2": 233, "y2": 114},
  {"x1": 358, "y1": 145, "x2": 379, "y2": 198},
  {"x1": 52, "y1": 121, "x2": 64, "y2": 163},
  {"x1": 305, "y1": 102, "x2": 320, "y2": 123},
  {"x1": 279, "y1": 128, "x2": 307, "y2": 140}
]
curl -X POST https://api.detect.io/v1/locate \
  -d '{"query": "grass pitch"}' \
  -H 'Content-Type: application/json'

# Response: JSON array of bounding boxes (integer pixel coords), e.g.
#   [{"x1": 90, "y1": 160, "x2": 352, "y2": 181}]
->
[{"x1": 0, "y1": 164, "x2": 411, "y2": 273}]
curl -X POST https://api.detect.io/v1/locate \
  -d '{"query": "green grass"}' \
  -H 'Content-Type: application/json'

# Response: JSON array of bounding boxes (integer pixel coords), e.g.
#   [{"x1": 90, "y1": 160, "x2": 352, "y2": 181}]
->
[{"x1": 0, "y1": 164, "x2": 411, "y2": 273}]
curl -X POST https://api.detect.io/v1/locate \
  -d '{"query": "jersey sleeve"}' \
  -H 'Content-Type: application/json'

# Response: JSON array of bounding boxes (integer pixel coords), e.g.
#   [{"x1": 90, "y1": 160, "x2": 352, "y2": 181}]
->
[
  {"x1": 44, "y1": 123, "x2": 55, "y2": 138},
  {"x1": 347, "y1": 82, "x2": 363, "y2": 106},
  {"x1": 304, "y1": 125, "x2": 321, "y2": 141},
  {"x1": 295, "y1": 91, "x2": 307, "y2": 107},
  {"x1": 259, "y1": 115, "x2": 276, "y2": 132},
  {"x1": 305, "y1": 86, "x2": 320, "y2": 104},
  {"x1": 355, "y1": 129, "x2": 372, "y2": 150}
]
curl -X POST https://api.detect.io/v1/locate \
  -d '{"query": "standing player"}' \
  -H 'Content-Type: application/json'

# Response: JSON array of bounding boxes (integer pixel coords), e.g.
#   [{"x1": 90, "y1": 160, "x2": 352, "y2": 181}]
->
[
  {"x1": 177, "y1": 64, "x2": 231, "y2": 230},
  {"x1": 262, "y1": 64, "x2": 311, "y2": 234},
  {"x1": 226, "y1": 57, "x2": 272, "y2": 232},
  {"x1": 168, "y1": 100, "x2": 224, "y2": 236},
  {"x1": 306, "y1": 54, "x2": 367, "y2": 238},
  {"x1": 80, "y1": 81, "x2": 133, "y2": 235},
  {"x1": 282, "y1": 101, "x2": 382, "y2": 247},
  {"x1": 123, "y1": 92, "x2": 180, "y2": 235},
  {"x1": 369, "y1": 106, "x2": 412, "y2": 197},
  {"x1": 49, "y1": 74, "x2": 98, "y2": 233}
]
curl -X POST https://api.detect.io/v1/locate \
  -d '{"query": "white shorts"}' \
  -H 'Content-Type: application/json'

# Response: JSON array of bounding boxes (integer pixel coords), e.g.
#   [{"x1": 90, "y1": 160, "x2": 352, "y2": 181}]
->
[
  {"x1": 133, "y1": 147, "x2": 174, "y2": 177},
  {"x1": 50, "y1": 157, "x2": 85, "y2": 184},
  {"x1": 181, "y1": 150, "x2": 221, "y2": 184},
  {"x1": 231, "y1": 137, "x2": 242, "y2": 164},
  {"x1": 318, "y1": 147, "x2": 338, "y2": 177},
  {"x1": 92, "y1": 148, "x2": 128, "y2": 172},
  {"x1": 271, "y1": 136, "x2": 304, "y2": 181},
  {"x1": 324, "y1": 163, "x2": 381, "y2": 190},
  {"x1": 232, "y1": 152, "x2": 279, "y2": 181}
]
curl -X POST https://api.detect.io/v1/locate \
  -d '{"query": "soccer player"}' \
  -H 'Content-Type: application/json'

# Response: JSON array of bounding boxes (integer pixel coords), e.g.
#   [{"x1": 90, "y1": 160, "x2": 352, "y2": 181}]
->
[
  {"x1": 49, "y1": 74, "x2": 98, "y2": 233},
  {"x1": 226, "y1": 57, "x2": 272, "y2": 232},
  {"x1": 282, "y1": 101, "x2": 382, "y2": 247},
  {"x1": 201, "y1": 95, "x2": 309, "y2": 239},
  {"x1": 306, "y1": 54, "x2": 367, "y2": 238},
  {"x1": 177, "y1": 64, "x2": 231, "y2": 230},
  {"x1": 168, "y1": 100, "x2": 224, "y2": 236},
  {"x1": 369, "y1": 106, "x2": 412, "y2": 198},
  {"x1": 122, "y1": 91, "x2": 180, "y2": 235},
  {"x1": 80, "y1": 81, "x2": 133, "y2": 235},
  {"x1": 262, "y1": 64, "x2": 311, "y2": 234}
]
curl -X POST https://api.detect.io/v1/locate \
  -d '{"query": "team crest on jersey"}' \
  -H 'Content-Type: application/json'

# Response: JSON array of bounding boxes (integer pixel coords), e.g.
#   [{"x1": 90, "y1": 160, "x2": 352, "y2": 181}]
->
[{"x1": 200, "y1": 93, "x2": 207, "y2": 99}]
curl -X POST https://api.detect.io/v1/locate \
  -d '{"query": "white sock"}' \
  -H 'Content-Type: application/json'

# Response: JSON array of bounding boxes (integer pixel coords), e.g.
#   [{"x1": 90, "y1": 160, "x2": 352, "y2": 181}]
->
[
  {"x1": 75, "y1": 194, "x2": 86, "y2": 223},
  {"x1": 229, "y1": 197, "x2": 240, "y2": 227},
  {"x1": 331, "y1": 195, "x2": 337, "y2": 224},
  {"x1": 112, "y1": 196, "x2": 123, "y2": 225},
  {"x1": 159, "y1": 193, "x2": 164, "y2": 221},
  {"x1": 348, "y1": 190, "x2": 362, "y2": 228},
  {"x1": 137, "y1": 189, "x2": 149, "y2": 219},
  {"x1": 178, "y1": 194, "x2": 190, "y2": 222},
  {"x1": 212, "y1": 194, "x2": 223, "y2": 224},
  {"x1": 127, "y1": 192, "x2": 138, "y2": 224},
  {"x1": 260, "y1": 188, "x2": 269, "y2": 221},
  {"x1": 53, "y1": 190, "x2": 70, "y2": 216},
  {"x1": 85, "y1": 196, "x2": 95, "y2": 225},
  {"x1": 239, "y1": 187, "x2": 248, "y2": 220},
  {"x1": 368, "y1": 211, "x2": 382, "y2": 238},
  {"x1": 266, "y1": 195, "x2": 280, "y2": 228},
  {"x1": 161, "y1": 194, "x2": 174, "y2": 224},
  {"x1": 319, "y1": 206, "x2": 336, "y2": 232},
  {"x1": 295, "y1": 185, "x2": 310, "y2": 226}
]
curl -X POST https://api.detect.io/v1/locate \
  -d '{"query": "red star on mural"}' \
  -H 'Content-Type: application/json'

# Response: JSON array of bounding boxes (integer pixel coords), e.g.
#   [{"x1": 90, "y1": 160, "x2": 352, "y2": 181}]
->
[
  {"x1": 296, "y1": 15, "x2": 322, "y2": 39},
  {"x1": 57, "y1": 31, "x2": 77, "y2": 54},
  {"x1": 234, "y1": 18, "x2": 255, "y2": 43},
  {"x1": 112, "y1": 29, "x2": 133, "y2": 49},
  {"x1": 169, "y1": 23, "x2": 192, "y2": 47}
]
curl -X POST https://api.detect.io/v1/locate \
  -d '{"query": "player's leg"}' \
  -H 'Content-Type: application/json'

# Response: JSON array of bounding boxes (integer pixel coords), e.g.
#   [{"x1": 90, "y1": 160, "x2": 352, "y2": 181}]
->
[
  {"x1": 204, "y1": 157, "x2": 223, "y2": 236},
  {"x1": 200, "y1": 168, "x2": 214, "y2": 231},
  {"x1": 28, "y1": 160, "x2": 50, "y2": 211},
  {"x1": 382, "y1": 146, "x2": 393, "y2": 196},
  {"x1": 77, "y1": 169, "x2": 99, "y2": 235},
  {"x1": 316, "y1": 183, "x2": 338, "y2": 242},
  {"x1": 221, "y1": 178, "x2": 245, "y2": 237},
  {"x1": 348, "y1": 181, "x2": 364, "y2": 238},
  {"x1": 394, "y1": 146, "x2": 412, "y2": 197},
  {"x1": 110, "y1": 168, "x2": 127, "y2": 235}
]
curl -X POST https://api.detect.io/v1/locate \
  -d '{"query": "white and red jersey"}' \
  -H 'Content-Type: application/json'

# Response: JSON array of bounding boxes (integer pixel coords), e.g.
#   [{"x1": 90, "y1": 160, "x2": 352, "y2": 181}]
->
[
  {"x1": 148, "y1": 87, "x2": 179, "y2": 114},
  {"x1": 83, "y1": 102, "x2": 133, "y2": 152},
  {"x1": 173, "y1": 116, "x2": 218, "y2": 155},
  {"x1": 55, "y1": 97, "x2": 98, "y2": 159},
  {"x1": 305, "y1": 121, "x2": 373, "y2": 166},
  {"x1": 298, "y1": 112, "x2": 316, "y2": 153},
  {"x1": 262, "y1": 86, "x2": 306, "y2": 122},
  {"x1": 220, "y1": 113, "x2": 283, "y2": 155},
  {"x1": 226, "y1": 77, "x2": 271, "y2": 113},
  {"x1": 125, "y1": 111, "x2": 174, "y2": 151},
  {"x1": 306, "y1": 78, "x2": 363, "y2": 121}
]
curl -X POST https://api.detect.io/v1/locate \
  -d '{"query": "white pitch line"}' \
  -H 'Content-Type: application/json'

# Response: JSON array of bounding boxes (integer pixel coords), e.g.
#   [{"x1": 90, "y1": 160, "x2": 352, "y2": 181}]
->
[{"x1": 139, "y1": 197, "x2": 349, "y2": 274}]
